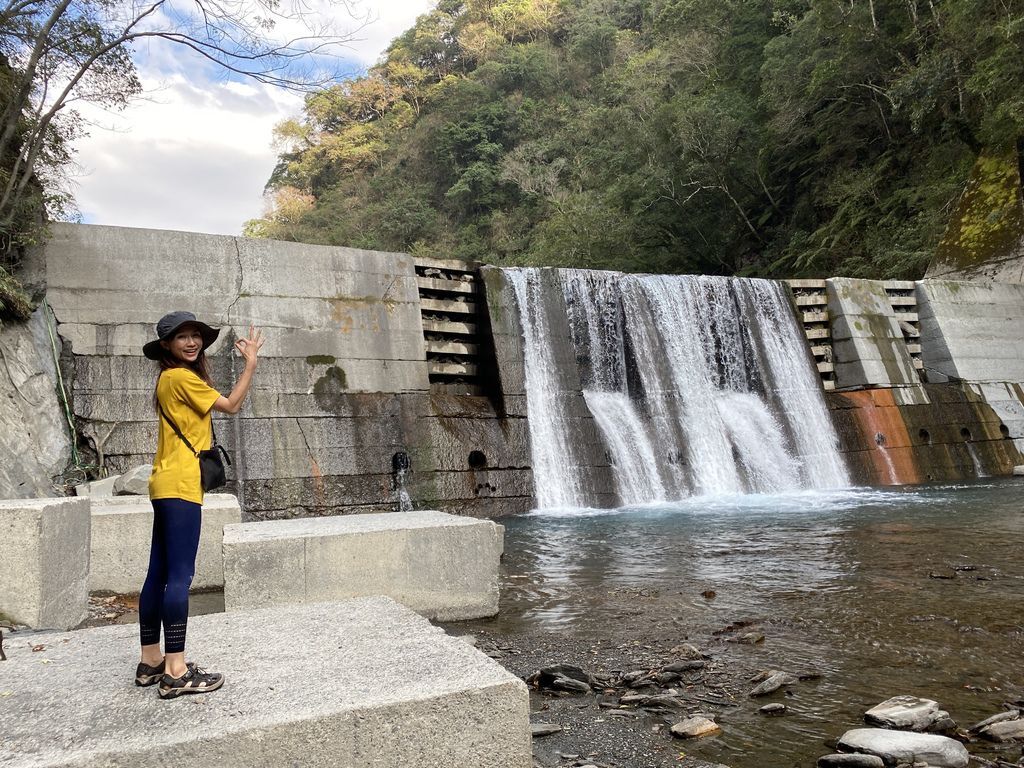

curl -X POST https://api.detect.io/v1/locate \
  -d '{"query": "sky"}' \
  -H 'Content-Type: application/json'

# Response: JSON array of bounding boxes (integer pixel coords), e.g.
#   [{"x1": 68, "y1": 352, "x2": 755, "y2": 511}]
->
[{"x1": 71, "y1": 0, "x2": 435, "y2": 236}]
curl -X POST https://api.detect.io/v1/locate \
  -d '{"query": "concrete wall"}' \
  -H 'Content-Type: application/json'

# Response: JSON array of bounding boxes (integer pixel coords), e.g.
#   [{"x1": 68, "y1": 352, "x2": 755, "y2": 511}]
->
[
  {"x1": 32, "y1": 223, "x2": 532, "y2": 519},
  {"x1": 826, "y1": 278, "x2": 920, "y2": 391}
]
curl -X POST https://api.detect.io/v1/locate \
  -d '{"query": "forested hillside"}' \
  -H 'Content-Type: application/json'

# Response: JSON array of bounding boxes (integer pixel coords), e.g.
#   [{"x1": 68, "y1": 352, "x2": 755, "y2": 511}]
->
[{"x1": 249, "y1": 0, "x2": 1024, "y2": 279}]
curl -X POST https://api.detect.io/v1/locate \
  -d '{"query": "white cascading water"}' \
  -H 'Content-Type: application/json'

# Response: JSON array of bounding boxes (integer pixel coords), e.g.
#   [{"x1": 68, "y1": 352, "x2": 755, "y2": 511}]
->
[
  {"x1": 506, "y1": 269, "x2": 588, "y2": 508},
  {"x1": 507, "y1": 267, "x2": 850, "y2": 508}
]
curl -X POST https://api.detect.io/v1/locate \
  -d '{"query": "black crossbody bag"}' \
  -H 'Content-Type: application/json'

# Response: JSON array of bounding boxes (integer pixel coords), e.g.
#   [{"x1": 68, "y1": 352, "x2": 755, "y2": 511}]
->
[{"x1": 159, "y1": 408, "x2": 231, "y2": 492}]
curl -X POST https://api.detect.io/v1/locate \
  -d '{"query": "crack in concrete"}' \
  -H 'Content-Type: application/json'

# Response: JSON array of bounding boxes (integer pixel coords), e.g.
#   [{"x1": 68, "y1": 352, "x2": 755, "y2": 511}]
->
[{"x1": 226, "y1": 238, "x2": 244, "y2": 325}]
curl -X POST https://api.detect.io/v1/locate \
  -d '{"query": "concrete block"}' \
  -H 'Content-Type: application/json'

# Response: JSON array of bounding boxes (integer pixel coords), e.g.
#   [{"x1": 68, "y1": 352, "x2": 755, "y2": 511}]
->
[
  {"x1": 223, "y1": 510, "x2": 503, "y2": 620},
  {"x1": 0, "y1": 498, "x2": 90, "y2": 629},
  {"x1": 89, "y1": 494, "x2": 241, "y2": 593},
  {"x1": 74, "y1": 475, "x2": 117, "y2": 497},
  {"x1": 0, "y1": 598, "x2": 531, "y2": 768}
]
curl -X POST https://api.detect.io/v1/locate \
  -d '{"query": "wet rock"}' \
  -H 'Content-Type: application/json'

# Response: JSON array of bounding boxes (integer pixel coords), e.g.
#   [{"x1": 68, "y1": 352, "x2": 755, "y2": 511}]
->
[
  {"x1": 530, "y1": 664, "x2": 594, "y2": 694},
  {"x1": 968, "y1": 710, "x2": 1020, "y2": 733},
  {"x1": 837, "y1": 727, "x2": 969, "y2": 768},
  {"x1": 621, "y1": 693, "x2": 686, "y2": 710},
  {"x1": 701, "y1": 590, "x2": 717, "y2": 599},
  {"x1": 620, "y1": 670, "x2": 648, "y2": 686},
  {"x1": 979, "y1": 718, "x2": 1024, "y2": 742},
  {"x1": 864, "y1": 695, "x2": 954, "y2": 733},
  {"x1": 662, "y1": 660, "x2": 706, "y2": 673},
  {"x1": 759, "y1": 703, "x2": 787, "y2": 715},
  {"x1": 669, "y1": 643, "x2": 707, "y2": 659},
  {"x1": 729, "y1": 632, "x2": 765, "y2": 645},
  {"x1": 1012, "y1": 465, "x2": 1024, "y2": 476},
  {"x1": 816, "y1": 754, "x2": 885, "y2": 768},
  {"x1": 670, "y1": 716, "x2": 720, "y2": 739},
  {"x1": 531, "y1": 723, "x2": 563, "y2": 737},
  {"x1": 654, "y1": 672, "x2": 679, "y2": 684},
  {"x1": 748, "y1": 670, "x2": 797, "y2": 697}
]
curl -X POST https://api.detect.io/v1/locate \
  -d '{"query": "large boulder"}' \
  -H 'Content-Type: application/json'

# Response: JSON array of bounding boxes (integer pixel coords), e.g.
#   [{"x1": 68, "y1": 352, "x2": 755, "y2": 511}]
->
[
  {"x1": 112, "y1": 464, "x2": 151, "y2": 495},
  {"x1": 837, "y1": 728, "x2": 968, "y2": 768},
  {"x1": 0, "y1": 310, "x2": 71, "y2": 497}
]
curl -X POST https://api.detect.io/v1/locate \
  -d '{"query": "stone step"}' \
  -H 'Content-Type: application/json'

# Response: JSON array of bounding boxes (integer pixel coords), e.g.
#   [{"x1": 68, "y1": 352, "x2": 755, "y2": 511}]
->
[
  {"x1": 426, "y1": 339, "x2": 479, "y2": 356},
  {"x1": 420, "y1": 297, "x2": 477, "y2": 315},
  {"x1": 222, "y1": 510, "x2": 503, "y2": 621},
  {"x1": 892, "y1": 311, "x2": 919, "y2": 321},
  {"x1": 888, "y1": 296, "x2": 918, "y2": 306},
  {"x1": 817, "y1": 361, "x2": 835, "y2": 373},
  {"x1": 823, "y1": 379, "x2": 836, "y2": 391},
  {"x1": 805, "y1": 328, "x2": 831, "y2": 340},
  {"x1": 810, "y1": 345, "x2": 833, "y2": 357},
  {"x1": 429, "y1": 361, "x2": 480, "y2": 377},
  {"x1": 422, "y1": 317, "x2": 478, "y2": 336},
  {"x1": 417, "y1": 276, "x2": 477, "y2": 295},
  {"x1": 786, "y1": 279, "x2": 828, "y2": 289},
  {"x1": 413, "y1": 255, "x2": 480, "y2": 273},
  {"x1": 883, "y1": 280, "x2": 917, "y2": 290},
  {"x1": 795, "y1": 295, "x2": 828, "y2": 307},
  {"x1": 0, "y1": 598, "x2": 531, "y2": 768},
  {"x1": 802, "y1": 310, "x2": 829, "y2": 323}
]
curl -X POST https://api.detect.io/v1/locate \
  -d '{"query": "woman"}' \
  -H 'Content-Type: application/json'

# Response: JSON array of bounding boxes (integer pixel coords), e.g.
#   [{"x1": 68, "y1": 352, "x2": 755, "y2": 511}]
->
[{"x1": 136, "y1": 311, "x2": 263, "y2": 699}]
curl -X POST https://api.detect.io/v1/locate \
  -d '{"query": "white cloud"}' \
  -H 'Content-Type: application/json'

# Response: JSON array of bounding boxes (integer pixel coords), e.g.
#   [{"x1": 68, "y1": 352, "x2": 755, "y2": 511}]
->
[{"x1": 71, "y1": 0, "x2": 436, "y2": 236}]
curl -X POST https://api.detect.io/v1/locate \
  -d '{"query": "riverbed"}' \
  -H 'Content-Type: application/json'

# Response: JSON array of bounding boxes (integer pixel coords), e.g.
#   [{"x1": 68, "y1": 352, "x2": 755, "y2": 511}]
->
[{"x1": 455, "y1": 478, "x2": 1024, "y2": 767}]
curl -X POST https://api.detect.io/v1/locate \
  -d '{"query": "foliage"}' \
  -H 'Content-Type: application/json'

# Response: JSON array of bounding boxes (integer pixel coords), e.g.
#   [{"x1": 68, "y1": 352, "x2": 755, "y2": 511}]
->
[
  {"x1": 254, "y1": 0, "x2": 1024, "y2": 279},
  {"x1": 0, "y1": 0, "x2": 368, "y2": 319}
]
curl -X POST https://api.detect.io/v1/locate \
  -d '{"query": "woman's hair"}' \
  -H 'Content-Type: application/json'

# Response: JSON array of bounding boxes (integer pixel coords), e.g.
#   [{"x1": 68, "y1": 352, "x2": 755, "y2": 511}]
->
[{"x1": 151, "y1": 349, "x2": 214, "y2": 411}]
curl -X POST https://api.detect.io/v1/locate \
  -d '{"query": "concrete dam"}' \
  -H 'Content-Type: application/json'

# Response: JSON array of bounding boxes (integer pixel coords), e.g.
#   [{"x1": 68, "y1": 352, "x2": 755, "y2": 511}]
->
[{"x1": 3, "y1": 222, "x2": 1022, "y2": 517}]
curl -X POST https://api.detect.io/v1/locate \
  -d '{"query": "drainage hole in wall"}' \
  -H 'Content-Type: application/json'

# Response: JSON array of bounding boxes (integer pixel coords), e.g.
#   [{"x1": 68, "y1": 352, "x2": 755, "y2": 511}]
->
[
  {"x1": 960, "y1": 428, "x2": 973, "y2": 441},
  {"x1": 874, "y1": 432, "x2": 886, "y2": 446},
  {"x1": 392, "y1": 451, "x2": 411, "y2": 473},
  {"x1": 468, "y1": 450, "x2": 487, "y2": 470},
  {"x1": 999, "y1": 423, "x2": 1010, "y2": 438},
  {"x1": 918, "y1": 429, "x2": 931, "y2": 444}
]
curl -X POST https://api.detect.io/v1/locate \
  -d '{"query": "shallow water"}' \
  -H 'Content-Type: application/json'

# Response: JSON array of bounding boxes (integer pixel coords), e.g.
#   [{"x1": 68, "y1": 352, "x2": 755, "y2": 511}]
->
[{"x1": 490, "y1": 479, "x2": 1024, "y2": 767}]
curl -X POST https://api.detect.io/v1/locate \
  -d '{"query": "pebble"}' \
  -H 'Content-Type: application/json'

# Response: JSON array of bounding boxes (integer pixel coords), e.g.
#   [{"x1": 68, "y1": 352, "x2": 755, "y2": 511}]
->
[
  {"x1": 759, "y1": 703, "x2": 787, "y2": 715},
  {"x1": 670, "y1": 716, "x2": 720, "y2": 739}
]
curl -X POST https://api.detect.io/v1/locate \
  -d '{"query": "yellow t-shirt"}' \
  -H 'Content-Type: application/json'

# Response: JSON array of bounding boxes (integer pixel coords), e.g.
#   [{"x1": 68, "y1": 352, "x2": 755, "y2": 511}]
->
[{"x1": 149, "y1": 367, "x2": 222, "y2": 504}]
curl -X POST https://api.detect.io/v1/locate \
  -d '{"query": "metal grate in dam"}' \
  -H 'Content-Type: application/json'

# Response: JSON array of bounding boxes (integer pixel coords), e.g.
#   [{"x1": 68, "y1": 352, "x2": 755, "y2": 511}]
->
[{"x1": 414, "y1": 256, "x2": 485, "y2": 395}]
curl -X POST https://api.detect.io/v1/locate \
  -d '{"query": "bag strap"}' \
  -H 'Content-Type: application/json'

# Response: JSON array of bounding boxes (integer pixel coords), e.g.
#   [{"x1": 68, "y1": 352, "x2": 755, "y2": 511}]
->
[{"x1": 160, "y1": 407, "x2": 218, "y2": 455}]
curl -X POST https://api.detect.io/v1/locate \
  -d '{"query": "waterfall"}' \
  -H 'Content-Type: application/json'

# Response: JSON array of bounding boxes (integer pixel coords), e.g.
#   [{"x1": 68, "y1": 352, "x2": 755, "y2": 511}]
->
[
  {"x1": 507, "y1": 269, "x2": 589, "y2": 508},
  {"x1": 507, "y1": 267, "x2": 849, "y2": 508}
]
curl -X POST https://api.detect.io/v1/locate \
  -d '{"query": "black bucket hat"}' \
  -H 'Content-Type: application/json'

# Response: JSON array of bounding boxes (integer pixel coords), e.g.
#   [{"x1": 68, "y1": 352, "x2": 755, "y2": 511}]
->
[{"x1": 143, "y1": 311, "x2": 220, "y2": 360}]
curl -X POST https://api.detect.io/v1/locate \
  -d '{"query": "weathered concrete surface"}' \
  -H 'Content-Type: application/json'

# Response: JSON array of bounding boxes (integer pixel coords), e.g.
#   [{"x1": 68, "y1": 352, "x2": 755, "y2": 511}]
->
[
  {"x1": 223, "y1": 510, "x2": 503, "y2": 620},
  {"x1": 0, "y1": 598, "x2": 532, "y2": 768},
  {"x1": 0, "y1": 309, "x2": 72, "y2": 498},
  {"x1": 89, "y1": 494, "x2": 241, "y2": 593},
  {"x1": 917, "y1": 280, "x2": 1024, "y2": 455},
  {"x1": 31, "y1": 223, "x2": 533, "y2": 519},
  {"x1": 826, "y1": 278, "x2": 920, "y2": 390},
  {"x1": 917, "y1": 280, "x2": 1024, "y2": 384},
  {"x1": 0, "y1": 498, "x2": 89, "y2": 629},
  {"x1": 828, "y1": 384, "x2": 1022, "y2": 485}
]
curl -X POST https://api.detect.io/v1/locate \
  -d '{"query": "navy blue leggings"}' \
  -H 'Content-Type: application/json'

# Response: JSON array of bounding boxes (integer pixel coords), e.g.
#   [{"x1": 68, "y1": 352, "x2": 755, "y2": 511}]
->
[{"x1": 139, "y1": 498, "x2": 201, "y2": 653}]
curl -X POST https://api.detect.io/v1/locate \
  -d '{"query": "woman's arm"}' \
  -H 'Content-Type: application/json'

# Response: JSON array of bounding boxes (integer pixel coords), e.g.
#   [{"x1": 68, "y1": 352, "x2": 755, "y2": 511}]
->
[{"x1": 212, "y1": 326, "x2": 264, "y2": 415}]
